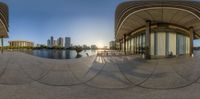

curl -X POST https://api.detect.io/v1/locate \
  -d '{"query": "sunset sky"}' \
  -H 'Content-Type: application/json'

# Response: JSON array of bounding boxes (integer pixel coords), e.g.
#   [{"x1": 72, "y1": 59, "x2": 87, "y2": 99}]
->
[
  {"x1": 0, "y1": 0, "x2": 124, "y2": 48},
  {"x1": 0, "y1": 0, "x2": 200, "y2": 47}
]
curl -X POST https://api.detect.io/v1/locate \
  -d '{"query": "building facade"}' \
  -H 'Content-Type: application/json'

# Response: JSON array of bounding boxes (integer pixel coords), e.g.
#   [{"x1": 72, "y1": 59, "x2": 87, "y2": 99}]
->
[
  {"x1": 47, "y1": 39, "x2": 50, "y2": 47},
  {"x1": 91, "y1": 45, "x2": 97, "y2": 50},
  {"x1": 65, "y1": 37, "x2": 71, "y2": 48},
  {"x1": 57, "y1": 37, "x2": 64, "y2": 47},
  {"x1": 115, "y1": 0, "x2": 200, "y2": 59},
  {"x1": 109, "y1": 41, "x2": 116, "y2": 50},
  {"x1": 53, "y1": 40, "x2": 57, "y2": 46},
  {"x1": 50, "y1": 36, "x2": 54, "y2": 47},
  {"x1": 9, "y1": 41, "x2": 34, "y2": 47}
]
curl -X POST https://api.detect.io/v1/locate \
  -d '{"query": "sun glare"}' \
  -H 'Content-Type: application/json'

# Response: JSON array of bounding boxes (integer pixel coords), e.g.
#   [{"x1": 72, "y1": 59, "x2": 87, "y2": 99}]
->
[{"x1": 97, "y1": 42, "x2": 104, "y2": 48}]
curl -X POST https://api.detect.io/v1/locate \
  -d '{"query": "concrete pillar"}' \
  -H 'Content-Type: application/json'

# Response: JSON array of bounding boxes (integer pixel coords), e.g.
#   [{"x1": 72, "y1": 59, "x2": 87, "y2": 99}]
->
[
  {"x1": 123, "y1": 34, "x2": 126, "y2": 55},
  {"x1": 145, "y1": 20, "x2": 151, "y2": 59},
  {"x1": 119, "y1": 41, "x2": 122, "y2": 51},
  {"x1": 189, "y1": 27, "x2": 194, "y2": 57},
  {"x1": 135, "y1": 37, "x2": 137, "y2": 54},
  {"x1": 1, "y1": 38, "x2": 3, "y2": 54}
]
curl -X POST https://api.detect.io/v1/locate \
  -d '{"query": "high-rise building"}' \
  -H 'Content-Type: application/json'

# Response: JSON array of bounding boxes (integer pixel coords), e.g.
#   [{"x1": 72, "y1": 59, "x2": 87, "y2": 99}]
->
[
  {"x1": 109, "y1": 41, "x2": 116, "y2": 50},
  {"x1": 91, "y1": 45, "x2": 97, "y2": 50},
  {"x1": 65, "y1": 37, "x2": 71, "y2": 48},
  {"x1": 82, "y1": 44, "x2": 89, "y2": 49},
  {"x1": 53, "y1": 40, "x2": 57, "y2": 46},
  {"x1": 57, "y1": 37, "x2": 64, "y2": 47},
  {"x1": 47, "y1": 39, "x2": 51, "y2": 47},
  {"x1": 50, "y1": 36, "x2": 54, "y2": 47}
]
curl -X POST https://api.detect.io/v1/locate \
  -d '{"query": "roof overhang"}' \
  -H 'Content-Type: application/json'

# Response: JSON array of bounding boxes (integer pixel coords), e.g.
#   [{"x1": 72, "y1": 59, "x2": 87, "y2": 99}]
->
[
  {"x1": 0, "y1": 2, "x2": 8, "y2": 38},
  {"x1": 115, "y1": 0, "x2": 200, "y2": 41}
]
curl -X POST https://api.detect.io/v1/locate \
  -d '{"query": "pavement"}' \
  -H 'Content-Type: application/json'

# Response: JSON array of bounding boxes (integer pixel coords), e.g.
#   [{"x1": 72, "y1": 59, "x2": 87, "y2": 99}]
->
[{"x1": 0, "y1": 51, "x2": 200, "y2": 99}]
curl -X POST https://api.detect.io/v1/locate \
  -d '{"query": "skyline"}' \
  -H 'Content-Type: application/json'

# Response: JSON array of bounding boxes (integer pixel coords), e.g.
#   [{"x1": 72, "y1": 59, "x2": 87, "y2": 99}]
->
[
  {"x1": 0, "y1": 0, "x2": 124, "y2": 48},
  {"x1": 0, "y1": 0, "x2": 200, "y2": 47}
]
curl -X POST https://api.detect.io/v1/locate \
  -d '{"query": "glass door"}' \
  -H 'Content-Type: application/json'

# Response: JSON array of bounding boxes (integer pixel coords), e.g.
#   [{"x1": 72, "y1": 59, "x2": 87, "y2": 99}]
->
[{"x1": 176, "y1": 34, "x2": 186, "y2": 55}]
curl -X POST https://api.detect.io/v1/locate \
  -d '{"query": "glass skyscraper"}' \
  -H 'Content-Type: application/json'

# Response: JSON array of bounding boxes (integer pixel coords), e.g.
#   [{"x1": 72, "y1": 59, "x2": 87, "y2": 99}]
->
[{"x1": 65, "y1": 37, "x2": 71, "y2": 48}]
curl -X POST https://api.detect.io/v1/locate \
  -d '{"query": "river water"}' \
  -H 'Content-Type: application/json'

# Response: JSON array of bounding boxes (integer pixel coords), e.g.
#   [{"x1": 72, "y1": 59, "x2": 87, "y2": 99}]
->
[{"x1": 24, "y1": 49, "x2": 97, "y2": 59}]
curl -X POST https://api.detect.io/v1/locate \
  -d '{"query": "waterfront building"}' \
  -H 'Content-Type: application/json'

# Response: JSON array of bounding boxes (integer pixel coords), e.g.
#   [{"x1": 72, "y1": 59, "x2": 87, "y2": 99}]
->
[
  {"x1": 83, "y1": 45, "x2": 87, "y2": 48},
  {"x1": 50, "y1": 36, "x2": 54, "y2": 47},
  {"x1": 65, "y1": 37, "x2": 71, "y2": 48},
  {"x1": 109, "y1": 41, "x2": 116, "y2": 50},
  {"x1": 9, "y1": 40, "x2": 34, "y2": 47},
  {"x1": 104, "y1": 46, "x2": 108, "y2": 50},
  {"x1": 115, "y1": 0, "x2": 200, "y2": 59},
  {"x1": 82, "y1": 44, "x2": 90, "y2": 49},
  {"x1": 53, "y1": 40, "x2": 57, "y2": 46},
  {"x1": 57, "y1": 37, "x2": 64, "y2": 47},
  {"x1": 36, "y1": 44, "x2": 41, "y2": 47},
  {"x1": 36, "y1": 44, "x2": 45, "y2": 47},
  {"x1": 47, "y1": 39, "x2": 51, "y2": 47},
  {"x1": 91, "y1": 45, "x2": 97, "y2": 50}
]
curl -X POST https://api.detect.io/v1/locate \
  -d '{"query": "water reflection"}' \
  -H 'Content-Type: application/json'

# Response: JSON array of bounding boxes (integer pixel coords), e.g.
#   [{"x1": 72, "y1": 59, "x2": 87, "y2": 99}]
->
[
  {"x1": 23, "y1": 49, "x2": 97, "y2": 59},
  {"x1": 76, "y1": 54, "x2": 82, "y2": 58}
]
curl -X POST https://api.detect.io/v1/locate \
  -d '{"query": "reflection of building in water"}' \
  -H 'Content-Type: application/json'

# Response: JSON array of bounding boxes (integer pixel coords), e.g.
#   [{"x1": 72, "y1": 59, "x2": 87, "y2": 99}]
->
[
  {"x1": 9, "y1": 40, "x2": 34, "y2": 47},
  {"x1": 115, "y1": 0, "x2": 200, "y2": 59}
]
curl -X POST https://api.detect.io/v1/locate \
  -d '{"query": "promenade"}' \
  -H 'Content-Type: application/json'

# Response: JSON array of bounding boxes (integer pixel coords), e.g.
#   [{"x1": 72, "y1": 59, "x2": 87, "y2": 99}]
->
[{"x1": 0, "y1": 51, "x2": 200, "y2": 99}]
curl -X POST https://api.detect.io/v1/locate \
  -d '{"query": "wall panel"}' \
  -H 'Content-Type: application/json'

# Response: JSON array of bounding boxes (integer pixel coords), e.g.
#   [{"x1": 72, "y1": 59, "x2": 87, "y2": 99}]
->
[
  {"x1": 157, "y1": 32, "x2": 166, "y2": 56},
  {"x1": 169, "y1": 32, "x2": 176, "y2": 55}
]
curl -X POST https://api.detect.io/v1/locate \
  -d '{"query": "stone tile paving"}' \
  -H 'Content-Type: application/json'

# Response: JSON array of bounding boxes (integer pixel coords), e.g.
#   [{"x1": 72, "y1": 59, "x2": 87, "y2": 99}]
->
[{"x1": 0, "y1": 51, "x2": 200, "y2": 99}]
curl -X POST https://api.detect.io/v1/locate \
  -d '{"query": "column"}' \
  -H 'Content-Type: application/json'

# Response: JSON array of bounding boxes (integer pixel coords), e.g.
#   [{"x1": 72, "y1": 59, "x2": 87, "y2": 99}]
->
[
  {"x1": 135, "y1": 37, "x2": 138, "y2": 54},
  {"x1": 145, "y1": 20, "x2": 151, "y2": 59},
  {"x1": 119, "y1": 41, "x2": 121, "y2": 51},
  {"x1": 123, "y1": 34, "x2": 127, "y2": 54},
  {"x1": 189, "y1": 27, "x2": 194, "y2": 56},
  {"x1": 120, "y1": 41, "x2": 122, "y2": 51},
  {"x1": 1, "y1": 38, "x2": 3, "y2": 54}
]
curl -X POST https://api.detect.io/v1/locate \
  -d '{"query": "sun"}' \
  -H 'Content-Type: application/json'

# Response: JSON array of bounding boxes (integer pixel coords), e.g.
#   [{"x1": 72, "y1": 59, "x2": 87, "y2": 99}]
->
[{"x1": 96, "y1": 42, "x2": 104, "y2": 48}]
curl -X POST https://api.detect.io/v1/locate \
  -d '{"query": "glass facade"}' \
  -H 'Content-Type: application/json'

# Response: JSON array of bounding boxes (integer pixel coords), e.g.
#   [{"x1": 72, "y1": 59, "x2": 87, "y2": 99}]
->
[
  {"x1": 176, "y1": 33, "x2": 189, "y2": 55},
  {"x1": 121, "y1": 32, "x2": 190, "y2": 56},
  {"x1": 121, "y1": 33, "x2": 146, "y2": 54}
]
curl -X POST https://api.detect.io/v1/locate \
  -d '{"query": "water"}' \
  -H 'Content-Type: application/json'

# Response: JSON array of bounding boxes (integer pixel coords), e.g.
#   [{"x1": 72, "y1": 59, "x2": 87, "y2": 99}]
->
[{"x1": 24, "y1": 49, "x2": 97, "y2": 59}]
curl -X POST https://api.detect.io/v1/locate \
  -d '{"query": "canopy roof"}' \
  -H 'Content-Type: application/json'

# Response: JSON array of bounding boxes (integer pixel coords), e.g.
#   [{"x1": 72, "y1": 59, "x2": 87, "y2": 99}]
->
[{"x1": 0, "y1": 2, "x2": 8, "y2": 38}]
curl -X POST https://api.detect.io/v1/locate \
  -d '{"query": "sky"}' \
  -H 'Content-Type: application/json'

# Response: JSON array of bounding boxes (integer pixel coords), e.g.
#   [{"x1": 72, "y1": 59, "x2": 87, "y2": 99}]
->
[
  {"x1": 0, "y1": 0, "x2": 200, "y2": 47},
  {"x1": 0, "y1": 0, "x2": 124, "y2": 48}
]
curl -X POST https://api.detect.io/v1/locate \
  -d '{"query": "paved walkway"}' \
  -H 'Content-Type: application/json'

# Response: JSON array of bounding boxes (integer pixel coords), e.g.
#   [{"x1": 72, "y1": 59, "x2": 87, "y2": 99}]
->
[{"x1": 0, "y1": 51, "x2": 200, "y2": 99}]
